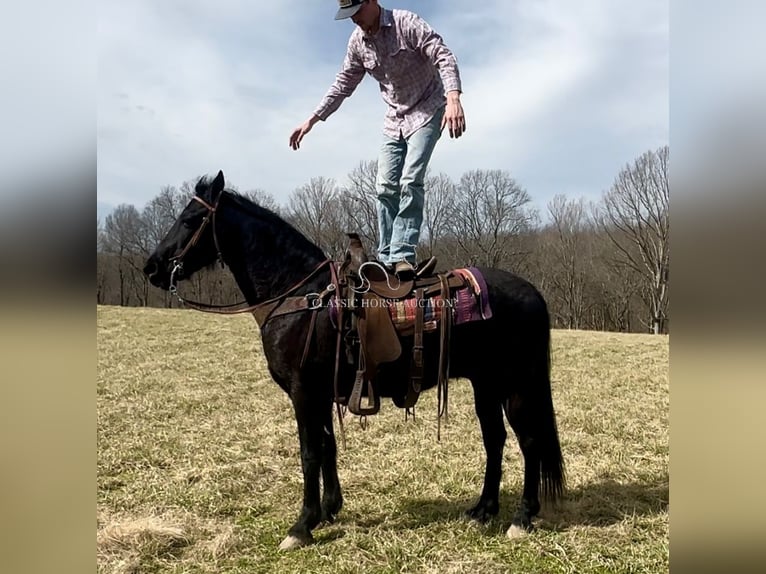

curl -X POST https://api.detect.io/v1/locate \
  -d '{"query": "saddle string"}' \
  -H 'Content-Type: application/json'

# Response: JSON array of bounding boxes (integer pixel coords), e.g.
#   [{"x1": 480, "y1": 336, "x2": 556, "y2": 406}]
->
[
  {"x1": 436, "y1": 273, "x2": 452, "y2": 441},
  {"x1": 352, "y1": 260, "x2": 405, "y2": 294},
  {"x1": 329, "y1": 262, "x2": 347, "y2": 450},
  {"x1": 334, "y1": 327, "x2": 346, "y2": 451},
  {"x1": 295, "y1": 261, "x2": 348, "y2": 450}
]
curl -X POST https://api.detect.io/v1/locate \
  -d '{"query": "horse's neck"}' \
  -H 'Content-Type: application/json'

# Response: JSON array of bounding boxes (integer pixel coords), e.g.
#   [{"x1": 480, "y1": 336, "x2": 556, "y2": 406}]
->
[{"x1": 218, "y1": 206, "x2": 327, "y2": 303}]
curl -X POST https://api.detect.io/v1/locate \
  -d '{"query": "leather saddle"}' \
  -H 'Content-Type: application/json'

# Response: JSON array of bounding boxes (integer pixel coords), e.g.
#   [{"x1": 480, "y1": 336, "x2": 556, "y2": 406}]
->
[
  {"x1": 345, "y1": 235, "x2": 438, "y2": 299},
  {"x1": 339, "y1": 233, "x2": 460, "y2": 416}
]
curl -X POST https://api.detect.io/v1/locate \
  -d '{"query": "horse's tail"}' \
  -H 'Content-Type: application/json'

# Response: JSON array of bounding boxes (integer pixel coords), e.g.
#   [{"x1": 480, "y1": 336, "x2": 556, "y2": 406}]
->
[
  {"x1": 518, "y1": 300, "x2": 565, "y2": 506},
  {"x1": 537, "y1": 321, "x2": 566, "y2": 505}
]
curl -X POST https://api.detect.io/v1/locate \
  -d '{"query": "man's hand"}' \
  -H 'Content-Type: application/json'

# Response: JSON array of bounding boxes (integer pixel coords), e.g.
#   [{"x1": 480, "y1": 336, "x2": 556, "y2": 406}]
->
[
  {"x1": 441, "y1": 91, "x2": 466, "y2": 139},
  {"x1": 289, "y1": 115, "x2": 320, "y2": 150}
]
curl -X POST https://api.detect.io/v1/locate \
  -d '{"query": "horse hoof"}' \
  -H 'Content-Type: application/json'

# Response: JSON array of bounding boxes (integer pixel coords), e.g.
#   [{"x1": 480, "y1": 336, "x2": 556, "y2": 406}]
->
[
  {"x1": 506, "y1": 524, "x2": 528, "y2": 539},
  {"x1": 278, "y1": 534, "x2": 310, "y2": 551},
  {"x1": 321, "y1": 511, "x2": 337, "y2": 524},
  {"x1": 465, "y1": 501, "x2": 498, "y2": 523}
]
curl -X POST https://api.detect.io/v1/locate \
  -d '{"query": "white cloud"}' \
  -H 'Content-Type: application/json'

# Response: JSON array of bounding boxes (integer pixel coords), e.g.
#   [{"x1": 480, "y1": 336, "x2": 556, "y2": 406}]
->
[{"x1": 97, "y1": 0, "x2": 668, "y2": 213}]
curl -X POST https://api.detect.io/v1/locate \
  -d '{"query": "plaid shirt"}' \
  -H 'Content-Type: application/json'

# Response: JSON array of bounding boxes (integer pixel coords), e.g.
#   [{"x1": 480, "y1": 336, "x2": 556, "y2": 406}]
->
[{"x1": 313, "y1": 8, "x2": 462, "y2": 139}]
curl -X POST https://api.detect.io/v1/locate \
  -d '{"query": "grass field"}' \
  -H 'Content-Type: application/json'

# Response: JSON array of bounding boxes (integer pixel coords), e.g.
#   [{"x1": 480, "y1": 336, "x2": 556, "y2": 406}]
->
[{"x1": 97, "y1": 305, "x2": 668, "y2": 574}]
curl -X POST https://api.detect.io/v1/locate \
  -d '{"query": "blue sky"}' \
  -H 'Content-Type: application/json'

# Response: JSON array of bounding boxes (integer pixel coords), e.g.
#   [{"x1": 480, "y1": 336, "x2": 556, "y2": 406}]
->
[{"x1": 97, "y1": 0, "x2": 668, "y2": 219}]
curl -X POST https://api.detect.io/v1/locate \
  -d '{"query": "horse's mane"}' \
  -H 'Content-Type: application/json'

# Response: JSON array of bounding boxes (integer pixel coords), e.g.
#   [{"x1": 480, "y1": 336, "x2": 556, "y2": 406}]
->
[
  {"x1": 195, "y1": 176, "x2": 324, "y2": 259},
  {"x1": 225, "y1": 189, "x2": 283, "y2": 225}
]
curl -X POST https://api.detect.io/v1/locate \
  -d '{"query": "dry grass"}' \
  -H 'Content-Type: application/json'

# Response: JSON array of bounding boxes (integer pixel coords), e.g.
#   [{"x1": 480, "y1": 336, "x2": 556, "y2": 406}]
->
[{"x1": 97, "y1": 305, "x2": 668, "y2": 573}]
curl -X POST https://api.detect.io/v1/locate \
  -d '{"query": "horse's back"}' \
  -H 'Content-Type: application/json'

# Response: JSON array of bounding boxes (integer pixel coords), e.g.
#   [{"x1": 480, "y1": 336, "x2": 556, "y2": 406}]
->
[
  {"x1": 460, "y1": 266, "x2": 549, "y2": 332},
  {"x1": 478, "y1": 266, "x2": 548, "y2": 313},
  {"x1": 448, "y1": 266, "x2": 550, "y2": 378}
]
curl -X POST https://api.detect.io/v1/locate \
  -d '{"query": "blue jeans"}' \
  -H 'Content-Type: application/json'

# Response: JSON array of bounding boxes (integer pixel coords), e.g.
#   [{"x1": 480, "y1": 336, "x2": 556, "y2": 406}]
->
[{"x1": 376, "y1": 107, "x2": 444, "y2": 265}]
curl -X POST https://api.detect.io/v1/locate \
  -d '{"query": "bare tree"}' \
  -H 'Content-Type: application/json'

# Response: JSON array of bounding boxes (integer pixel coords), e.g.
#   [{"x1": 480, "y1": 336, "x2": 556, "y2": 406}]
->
[
  {"x1": 592, "y1": 251, "x2": 643, "y2": 332},
  {"x1": 421, "y1": 172, "x2": 456, "y2": 258},
  {"x1": 141, "y1": 186, "x2": 189, "y2": 250},
  {"x1": 546, "y1": 195, "x2": 591, "y2": 329},
  {"x1": 450, "y1": 169, "x2": 536, "y2": 268},
  {"x1": 97, "y1": 218, "x2": 109, "y2": 304},
  {"x1": 287, "y1": 176, "x2": 352, "y2": 258},
  {"x1": 179, "y1": 178, "x2": 198, "y2": 200},
  {"x1": 289, "y1": 176, "x2": 337, "y2": 246},
  {"x1": 102, "y1": 204, "x2": 147, "y2": 306},
  {"x1": 597, "y1": 146, "x2": 669, "y2": 334},
  {"x1": 340, "y1": 160, "x2": 379, "y2": 251},
  {"x1": 321, "y1": 198, "x2": 356, "y2": 260},
  {"x1": 96, "y1": 160, "x2": 670, "y2": 334}
]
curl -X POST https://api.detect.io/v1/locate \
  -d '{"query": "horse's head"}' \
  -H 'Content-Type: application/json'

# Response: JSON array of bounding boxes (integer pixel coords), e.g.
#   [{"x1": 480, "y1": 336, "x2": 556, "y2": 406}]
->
[{"x1": 144, "y1": 170, "x2": 226, "y2": 290}]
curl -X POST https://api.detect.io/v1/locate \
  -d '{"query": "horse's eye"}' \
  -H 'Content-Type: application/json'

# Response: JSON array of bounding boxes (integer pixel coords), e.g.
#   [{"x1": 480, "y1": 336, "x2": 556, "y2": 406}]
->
[{"x1": 181, "y1": 216, "x2": 198, "y2": 229}]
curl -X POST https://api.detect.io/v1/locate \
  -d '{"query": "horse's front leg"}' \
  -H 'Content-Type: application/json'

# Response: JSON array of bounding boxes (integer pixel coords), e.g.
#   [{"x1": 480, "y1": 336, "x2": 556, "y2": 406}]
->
[{"x1": 279, "y1": 387, "x2": 324, "y2": 550}]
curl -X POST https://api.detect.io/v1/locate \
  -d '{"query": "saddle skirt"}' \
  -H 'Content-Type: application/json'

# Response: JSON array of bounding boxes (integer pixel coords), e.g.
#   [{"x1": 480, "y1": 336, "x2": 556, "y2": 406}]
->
[{"x1": 330, "y1": 266, "x2": 493, "y2": 334}]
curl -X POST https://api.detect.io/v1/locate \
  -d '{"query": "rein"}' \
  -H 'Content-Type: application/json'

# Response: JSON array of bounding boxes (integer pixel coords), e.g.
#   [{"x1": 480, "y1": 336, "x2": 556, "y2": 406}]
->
[
  {"x1": 167, "y1": 193, "x2": 347, "y2": 445},
  {"x1": 168, "y1": 192, "x2": 332, "y2": 319},
  {"x1": 170, "y1": 256, "x2": 333, "y2": 319}
]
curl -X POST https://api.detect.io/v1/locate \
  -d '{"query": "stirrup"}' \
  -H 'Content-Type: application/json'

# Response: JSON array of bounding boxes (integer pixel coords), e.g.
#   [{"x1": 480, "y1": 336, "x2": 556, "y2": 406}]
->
[{"x1": 348, "y1": 370, "x2": 380, "y2": 416}]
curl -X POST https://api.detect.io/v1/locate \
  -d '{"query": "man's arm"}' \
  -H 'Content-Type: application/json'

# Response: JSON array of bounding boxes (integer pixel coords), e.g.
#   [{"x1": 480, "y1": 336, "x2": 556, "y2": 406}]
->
[
  {"x1": 289, "y1": 37, "x2": 366, "y2": 150},
  {"x1": 406, "y1": 12, "x2": 466, "y2": 139},
  {"x1": 443, "y1": 89, "x2": 465, "y2": 139},
  {"x1": 313, "y1": 38, "x2": 366, "y2": 121},
  {"x1": 289, "y1": 114, "x2": 322, "y2": 150}
]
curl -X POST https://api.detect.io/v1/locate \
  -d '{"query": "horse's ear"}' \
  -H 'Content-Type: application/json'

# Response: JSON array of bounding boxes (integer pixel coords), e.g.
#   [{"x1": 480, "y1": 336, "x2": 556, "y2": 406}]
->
[{"x1": 211, "y1": 170, "x2": 225, "y2": 199}]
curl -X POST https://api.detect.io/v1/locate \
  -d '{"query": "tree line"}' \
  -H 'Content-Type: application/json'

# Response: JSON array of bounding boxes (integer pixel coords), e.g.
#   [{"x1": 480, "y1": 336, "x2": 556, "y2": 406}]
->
[{"x1": 97, "y1": 146, "x2": 669, "y2": 334}]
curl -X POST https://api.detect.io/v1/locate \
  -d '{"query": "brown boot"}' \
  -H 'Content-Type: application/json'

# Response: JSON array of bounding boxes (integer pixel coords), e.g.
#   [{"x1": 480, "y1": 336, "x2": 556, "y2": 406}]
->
[{"x1": 394, "y1": 260, "x2": 416, "y2": 279}]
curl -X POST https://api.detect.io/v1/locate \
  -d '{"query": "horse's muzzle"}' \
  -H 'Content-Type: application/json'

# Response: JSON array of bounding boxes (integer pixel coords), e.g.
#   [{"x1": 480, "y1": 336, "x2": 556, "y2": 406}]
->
[
  {"x1": 143, "y1": 260, "x2": 158, "y2": 278},
  {"x1": 143, "y1": 259, "x2": 169, "y2": 289}
]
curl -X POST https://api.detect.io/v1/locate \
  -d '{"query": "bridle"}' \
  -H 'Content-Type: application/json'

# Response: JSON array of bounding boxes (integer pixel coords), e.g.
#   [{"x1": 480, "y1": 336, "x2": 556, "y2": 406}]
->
[
  {"x1": 166, "y1": 192, "x2": 335, "y2": 322},
  {"x1": 169, "y1": 195, "x2": 223, "y2": 298},
  {"x1": 164, "y1": 191, "x2": 347, "y2": 444}
]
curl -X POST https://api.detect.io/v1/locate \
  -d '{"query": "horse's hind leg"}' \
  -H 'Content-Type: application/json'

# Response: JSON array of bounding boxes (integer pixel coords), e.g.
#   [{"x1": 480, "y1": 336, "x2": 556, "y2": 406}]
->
[
  {"x1": 466, "y1": 378, "x2": 507, "y2": 522},
  {"x1": 503, "y1": 396, "x2": 542, "y2": 537},
  {"x1": 320, "y1": 408, "x2": 343, "y2": 524}
]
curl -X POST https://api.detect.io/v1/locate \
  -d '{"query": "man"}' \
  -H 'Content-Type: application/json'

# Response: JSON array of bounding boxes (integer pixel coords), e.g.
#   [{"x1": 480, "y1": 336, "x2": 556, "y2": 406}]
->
[{"x1": 289, "y1": 0, "x2": 466, "y2": 277}]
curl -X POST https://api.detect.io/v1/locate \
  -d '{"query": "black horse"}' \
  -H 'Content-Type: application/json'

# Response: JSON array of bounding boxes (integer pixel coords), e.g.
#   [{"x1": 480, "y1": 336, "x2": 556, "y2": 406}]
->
[{"x1": 143, "y1": 171, "x2": 565, "y2": 550}]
